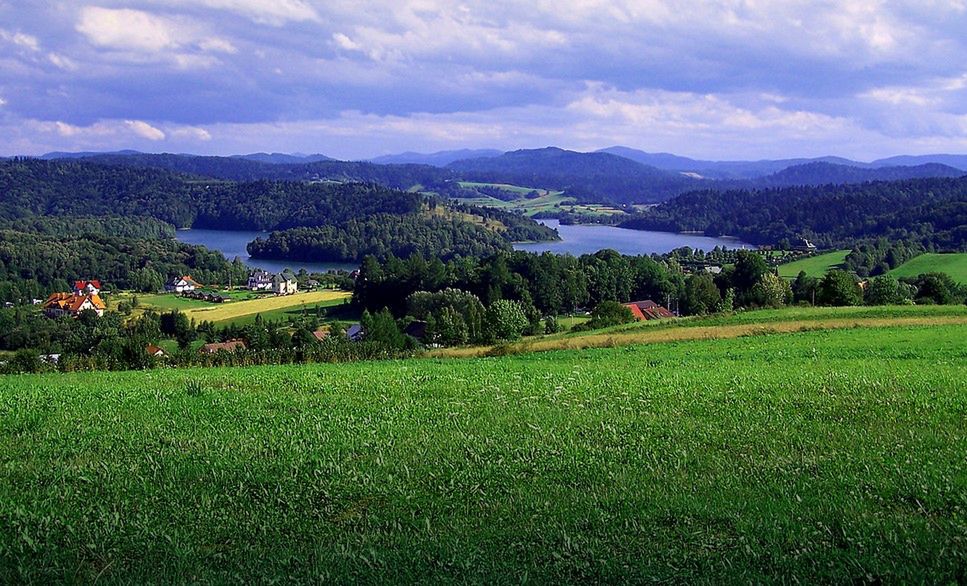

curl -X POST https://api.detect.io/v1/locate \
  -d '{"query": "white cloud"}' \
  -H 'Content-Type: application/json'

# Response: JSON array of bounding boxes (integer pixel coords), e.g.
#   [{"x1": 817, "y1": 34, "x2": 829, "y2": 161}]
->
[
  {"x1": 196, "y1": 0, "x2": 319, "y2": 25},
  {"x1": 0, "y1": 28, "x2": 40, "y2": 51},
  {"x1": 77, "y1": 7, "x2": 181, "y2": 52},
  {"x1": 198, "y1": 37, "x2": 237, "y2": 54},
  {"x1": 125, "y1": 120, "x2": 166, "y2": 140},
  {"x1": 170, "y1": 126, "x2": 213, "y2": 141},
  {"x1": 48, "y1": 53, "x2": 77, "y2": 71},
  {"x1": 0, "y1": 97, "x2": 6, "y2": 107}
]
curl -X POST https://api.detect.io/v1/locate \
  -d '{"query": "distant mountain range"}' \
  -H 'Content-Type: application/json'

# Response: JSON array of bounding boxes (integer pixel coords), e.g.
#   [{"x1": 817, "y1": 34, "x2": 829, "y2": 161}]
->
[
  {"x1": 35, "y1": 146, "x2": 966, "y2": 205},
  {"x1": 368, "y1": 149, "x2": 502, "y2": 167},
  {"x1": 597, "y1": 146, "x2": 967, "y2": 178}
]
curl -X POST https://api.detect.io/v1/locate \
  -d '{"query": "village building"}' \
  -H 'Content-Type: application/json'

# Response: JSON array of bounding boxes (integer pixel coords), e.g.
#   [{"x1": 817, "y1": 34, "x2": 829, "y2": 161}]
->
[
  {"x1": 247, "y1": 270, "x2": 274, "y2": 291},
  {"x1": 272, "y1": 270, "x2": 298, "y2": 295},
  {"x1": 346, "y1": 323, "x2": 365, "y2": 341},
  {"x1": 145, "y1": 344, "x2": 166, "y2": 357},
  {"x1": 165, "y1": 275, "x2": 202, "y2": 293},
  {"x1": 793, "y1": 237, "x2": 817, "y2": 252},
  {"x1": 623, "y1": 300, "x2": 676, "y2": 321},
  {"x1": 198, "y1": 339, "x2": 246, "y2": 354},
  {"x1": 74, "y1": 280, "x2": 102, "y2": 296},
  {"x1": 43, "y1": 292, "x2": 107, "y2": 318}
]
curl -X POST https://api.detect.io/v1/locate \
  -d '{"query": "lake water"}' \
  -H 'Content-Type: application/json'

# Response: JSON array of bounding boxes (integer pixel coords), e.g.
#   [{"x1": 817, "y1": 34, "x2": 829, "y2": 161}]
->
[
  {"x1": 176, "y1": 221, "x2": 753, "y2": 272},
  {"x1": 514, "y1": 220, "x2": 753, "y2": 256}
]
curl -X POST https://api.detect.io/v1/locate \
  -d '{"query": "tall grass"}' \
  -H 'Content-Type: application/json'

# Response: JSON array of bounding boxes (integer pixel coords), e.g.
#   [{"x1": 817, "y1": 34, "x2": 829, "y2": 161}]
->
[{"x1": 0, "y1": 323, "x2": 964, "y2": 583}]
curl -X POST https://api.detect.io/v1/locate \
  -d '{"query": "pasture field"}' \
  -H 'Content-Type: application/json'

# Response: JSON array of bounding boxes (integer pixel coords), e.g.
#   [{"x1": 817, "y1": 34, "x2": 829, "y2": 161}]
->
[
  {"x1": 175, "y1": 290, "x2": 351, "y2": 324},
  {"x1": 1, "y1": 317, "x2": 965, "y2": 583},
  {"x1": 889, "y1": 253, "x2": 967, "y2": 284},
  {"x1": 778, "y1": 249, "x2": 850, "y2": 278}
]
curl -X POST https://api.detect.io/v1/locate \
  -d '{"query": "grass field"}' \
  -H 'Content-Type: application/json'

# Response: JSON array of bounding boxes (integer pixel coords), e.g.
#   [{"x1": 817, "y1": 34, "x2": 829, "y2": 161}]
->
[
  {"x1": 1, "y1": 310, "x2": 965, "y2": 582},
  {"x1": 778, "y1": 250, "x2": 850, "y2": 278},
  {"x1": 889, "y1": 253, "x2": 967, "y2": 284},
  {"x1": 175, "y1": 290, "x2": 351, "y2": 324},
  {"x1": 453, "y1": 182, "x2": 624, "y2": 218}
]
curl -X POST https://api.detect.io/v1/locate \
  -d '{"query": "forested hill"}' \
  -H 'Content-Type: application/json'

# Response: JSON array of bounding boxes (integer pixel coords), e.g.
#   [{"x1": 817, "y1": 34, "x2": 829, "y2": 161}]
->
[
  {"x1": 620, "y1": 177, "x2": 967, "y2": 249},
  {"x1": 447, "y1": 147, "x2": 699, "y2": 203},
  {"x1": 752, "y1": 162, "x2": 964, "y2": 188},
  {"x1": 63, "y1": 152, "x2": 453, "y2": 190},
  {"x1": 0, "y1": 158, "x2": 557, "y2": 263}
]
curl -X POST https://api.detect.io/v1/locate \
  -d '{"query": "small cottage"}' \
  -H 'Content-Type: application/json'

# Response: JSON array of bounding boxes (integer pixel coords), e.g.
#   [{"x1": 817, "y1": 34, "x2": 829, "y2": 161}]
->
[
  {"x1": 198, "y1": 339, "x2": 246, "y2": 354},
  {"x1": 166, "y1": 275, "x2": 201, "y2": 293}
]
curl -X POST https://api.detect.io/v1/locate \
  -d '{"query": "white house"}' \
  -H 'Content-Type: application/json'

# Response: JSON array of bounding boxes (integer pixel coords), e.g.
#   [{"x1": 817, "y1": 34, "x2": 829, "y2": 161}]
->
[
  {"x1": 165, "y1": 275, "x2": 201, "y2": 293},
  {"x1": 272, "y1": 270, "x2": 298, "y2": 295},
  {"x1": 247, "y1": 270, "x2": 274, "y2": 291}
]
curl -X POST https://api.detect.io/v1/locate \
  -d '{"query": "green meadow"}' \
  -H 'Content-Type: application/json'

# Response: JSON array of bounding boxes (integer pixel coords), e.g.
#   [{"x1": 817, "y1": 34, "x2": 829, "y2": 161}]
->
[
  {"x1": 778, "y1": 250, "x2": 850, "y2": 278},
  {"x1": 1, "y1": 313, "x2": 965, "y2": 583},
  {"x1": 889, "y1": 253, "x2": 967, "y2": 284}
]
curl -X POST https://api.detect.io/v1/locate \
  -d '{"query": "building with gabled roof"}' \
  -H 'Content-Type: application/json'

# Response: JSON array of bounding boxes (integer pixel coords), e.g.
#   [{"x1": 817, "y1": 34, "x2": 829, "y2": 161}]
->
[
  {"x1": 74, "y1": 280, "x2": 102, "y2": 295},
  {"x1": 624, "y1": 300, "x2": 675, "y2": 321},
  {"x1": 43, "y1": 292, "x2": 106, "y2": 318},
  {"x1": 198, "y1": 339, "x2": 246, "y2": 354},
  {"x1": 165, "y1": 275, "x2": 201, "y2": 293}
]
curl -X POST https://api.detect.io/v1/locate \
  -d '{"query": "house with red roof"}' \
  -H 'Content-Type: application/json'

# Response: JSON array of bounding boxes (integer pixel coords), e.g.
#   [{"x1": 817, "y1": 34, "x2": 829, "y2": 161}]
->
[
  {"x1": 43, "y1": 292, "x2": 107, "y2": 318},
  {"x1": 73, "y1": 280, "x2": 102, "y2": 295},
  {"x1": 623, "y1": 300, "x2": 675, "y2": 321}
]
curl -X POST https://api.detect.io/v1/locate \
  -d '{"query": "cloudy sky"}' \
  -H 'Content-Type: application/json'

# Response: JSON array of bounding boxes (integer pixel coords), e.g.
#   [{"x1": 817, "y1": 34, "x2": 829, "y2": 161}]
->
[{"x1": 1, "y1": 1, "x2": 965, "y2": 160}]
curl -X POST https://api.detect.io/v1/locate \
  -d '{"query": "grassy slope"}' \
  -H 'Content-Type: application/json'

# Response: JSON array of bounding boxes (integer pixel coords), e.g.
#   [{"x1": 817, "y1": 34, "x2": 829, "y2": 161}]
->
[
  {"x1": 1, "y1": 319, "x2": 965, "y2": 582},
  {"x1": 889, "y1": 253, "x2": 967, "y2": 284},
  {"x1": 778, "y1": 250, "x2": 850, "y2": 278}
]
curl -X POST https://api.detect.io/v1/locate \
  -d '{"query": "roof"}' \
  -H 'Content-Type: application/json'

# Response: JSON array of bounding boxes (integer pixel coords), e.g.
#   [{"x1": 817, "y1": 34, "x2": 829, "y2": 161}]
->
[
  {"x1": 199, "y1": 339, "x2": 246, "y2": 354},
  {"x1": 146, "y1": 344, "x2": 165, "y2": 356},
  {"x1": 281, "y1": 269, "x2": 298, "y2": 281},
  {"x1": 623, "y1": 303, "x2": 647, "y2": 321},
  {"x1": 625, "y1": 300, "x2": 675, "y2": 320},
  {"x1": 74, "y1": 279, "x2": 102, "y2": 290},
  {"x1": 346, "y1": 324, "x2": 364, "y2": 340},
  {"x1": 44, "y1": 292, "x2": 105, "y2": 313},
  {"x1": 169, "y1": 275, "x2": 202, "y2": 286},
  {"x1": 312, "y1": 329, "x2": 329, "y2": 341}
]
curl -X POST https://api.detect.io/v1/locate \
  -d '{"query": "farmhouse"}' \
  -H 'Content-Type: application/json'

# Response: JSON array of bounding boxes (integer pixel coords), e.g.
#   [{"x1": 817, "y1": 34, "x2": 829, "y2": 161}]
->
[
  {"x1": 247, "y1": 270, "x2": 274, "y2": 291},
  {"x1": 793, "y1": 237, "x2": 817, "y2": 252},
  {"x1": 145, "y1": 344, "x2": 166, "y2": 357},
  {"x1": 74, "y1": 280, "x2": 102, "y2": 295},
  {"x1": 624, "y1": 300, "x2": 675, "y2": 321},
  {"x1": 272, "y1": 270, "x2": 298, "y2": 295},
  {"x1": 198, "y1": 339, "x2": 246, "y2": 354},
  {"x1": 165, "y1": 275, "x2": 202, "y2": 293},
  {"x1": 43, "y1": 292, "x2": 106, "y2": 318}
]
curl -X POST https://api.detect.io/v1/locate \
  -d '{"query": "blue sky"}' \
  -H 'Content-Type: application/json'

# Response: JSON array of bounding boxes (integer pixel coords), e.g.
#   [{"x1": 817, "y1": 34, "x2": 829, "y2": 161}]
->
[{"x1": 1, "y1": 0, "x2": 965, "y2": 160}]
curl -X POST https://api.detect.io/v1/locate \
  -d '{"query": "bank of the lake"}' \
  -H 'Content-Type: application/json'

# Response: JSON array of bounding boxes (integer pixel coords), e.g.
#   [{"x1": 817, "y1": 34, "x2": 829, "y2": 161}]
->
[{"x1": 176, "y1": 221, "x2": 754, "y2": 272}]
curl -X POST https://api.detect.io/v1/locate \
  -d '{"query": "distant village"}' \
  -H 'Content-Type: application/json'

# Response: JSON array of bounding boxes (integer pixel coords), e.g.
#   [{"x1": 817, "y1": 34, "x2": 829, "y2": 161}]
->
[{"x1": 40, "y1": 269, "x2": 308, "y2": 319}]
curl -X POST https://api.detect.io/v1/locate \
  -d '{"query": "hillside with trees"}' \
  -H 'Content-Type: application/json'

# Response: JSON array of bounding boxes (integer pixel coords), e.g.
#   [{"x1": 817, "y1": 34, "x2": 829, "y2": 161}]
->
[{"x1": 620, "y1": 177, "x2": 967, "y2": 249}]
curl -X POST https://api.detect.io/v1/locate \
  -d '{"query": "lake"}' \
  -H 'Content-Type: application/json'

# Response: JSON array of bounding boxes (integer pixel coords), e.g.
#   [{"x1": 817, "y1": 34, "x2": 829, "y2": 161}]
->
[
  {"x1": 175, "y1": 221, "x2": 753, "y2": 272},
  {"x1": 516, "y1": 220, "x2": 753, "y2": 256}
]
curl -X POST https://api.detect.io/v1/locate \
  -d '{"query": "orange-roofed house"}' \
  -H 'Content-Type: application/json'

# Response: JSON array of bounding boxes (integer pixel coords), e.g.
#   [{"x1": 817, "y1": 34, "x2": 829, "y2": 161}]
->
[
  {"x1": 146, "y1": 344, "x2": 166, "y2": 357},
  {"x1": 43, "y1": 292, "x2": 106, "y2": 318},
  {"x1": 623, "y1": 300, "x2": 675, "y2": 321}
]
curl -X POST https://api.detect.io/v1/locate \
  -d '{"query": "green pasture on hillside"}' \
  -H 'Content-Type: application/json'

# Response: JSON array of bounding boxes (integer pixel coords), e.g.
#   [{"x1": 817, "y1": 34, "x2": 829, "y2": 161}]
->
[
  {"x1": 1, "y1": 319, "x2": 965, "y2": 583},
  {"x1": 778, "y1": 250, "x2": 850, "y2": 278},
  {"x1": 889, "y1": 253, "x2": 967, "y2": 284}
]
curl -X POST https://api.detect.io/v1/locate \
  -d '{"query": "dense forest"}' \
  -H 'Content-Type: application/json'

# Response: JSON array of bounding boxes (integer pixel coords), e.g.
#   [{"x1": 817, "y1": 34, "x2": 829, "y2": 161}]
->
[
  {"x1": 0, "y1": 158, "x2": 558, "y2": 267},
  {"x1": 620, "y1": 177, "x2": 967, "y2": 249},
  {"x1": 247, "y1": 214, "x2": 515, "y2": 262},
  {"x1": 0, "y1": 228, "x2": 250, "y2": 303}
]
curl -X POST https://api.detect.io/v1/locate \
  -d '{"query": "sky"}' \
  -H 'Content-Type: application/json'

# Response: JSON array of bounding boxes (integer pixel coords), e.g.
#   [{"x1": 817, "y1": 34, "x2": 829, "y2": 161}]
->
[{"x1": 1, "y1": 0, "x2": 965, "y2": 160}]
